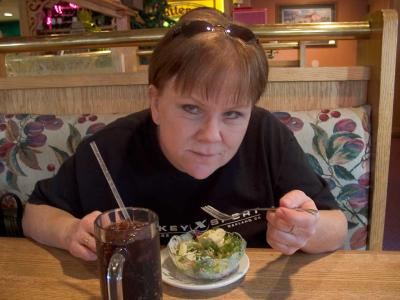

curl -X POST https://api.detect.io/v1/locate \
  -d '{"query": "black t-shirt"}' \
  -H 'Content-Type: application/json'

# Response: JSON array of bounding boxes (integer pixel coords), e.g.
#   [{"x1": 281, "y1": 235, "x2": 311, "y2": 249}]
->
[{"x1": 28, "y1": 107, "x2": 338, "y2": 247}]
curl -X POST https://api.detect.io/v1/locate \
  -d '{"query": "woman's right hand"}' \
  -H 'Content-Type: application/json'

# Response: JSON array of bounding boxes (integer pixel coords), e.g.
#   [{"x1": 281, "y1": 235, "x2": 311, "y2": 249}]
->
[{"x1": 64, "y1": 211, "x2": 101, "y2": 261}]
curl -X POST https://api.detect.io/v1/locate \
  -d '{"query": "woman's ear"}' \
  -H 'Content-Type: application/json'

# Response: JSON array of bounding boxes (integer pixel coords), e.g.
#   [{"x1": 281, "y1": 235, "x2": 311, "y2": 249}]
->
[{"x1": 149, "y1": 85, "x2": 160, "y2": 125}]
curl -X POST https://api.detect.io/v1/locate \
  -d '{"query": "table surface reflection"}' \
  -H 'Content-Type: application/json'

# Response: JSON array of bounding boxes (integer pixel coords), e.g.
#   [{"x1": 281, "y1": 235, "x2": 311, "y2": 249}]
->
[{"x1": 1, "y1": 237, "x2": 400, "y2": 299}]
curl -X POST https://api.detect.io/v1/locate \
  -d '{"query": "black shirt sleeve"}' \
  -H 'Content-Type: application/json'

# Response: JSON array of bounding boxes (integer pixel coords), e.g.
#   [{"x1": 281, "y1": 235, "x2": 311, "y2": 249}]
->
[
  {"x1": 254, "y1": 107, "x2": 338, "y2": 210},
  {"x1": 28, "y1": 153, "x2": 84, "y2": 217},
  {"x1": 274, "y1": 134, "x2": 338, "y2": 210},
  {"x1": 27, "y1": 110, "x2": 152, "y2": 219}
]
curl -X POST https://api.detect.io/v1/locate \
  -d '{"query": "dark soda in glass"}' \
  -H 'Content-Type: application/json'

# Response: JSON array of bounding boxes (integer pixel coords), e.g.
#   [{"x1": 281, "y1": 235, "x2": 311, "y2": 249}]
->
[{"x1": 95, "y1": 208, "x2": 162, "y2": 300}]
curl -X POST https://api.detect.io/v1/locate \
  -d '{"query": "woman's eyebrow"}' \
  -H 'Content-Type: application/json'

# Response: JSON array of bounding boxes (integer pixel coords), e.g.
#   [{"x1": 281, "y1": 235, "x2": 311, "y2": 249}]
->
[
  {"x1": 226, "y1": 104, "x2": 250, "y2": 110},
  {"x1": 178, "y1": 93, "x2": 250, "y2": 110},
  {"x1": 178, "y1": 95, "x2": 205, "y2": 105}
]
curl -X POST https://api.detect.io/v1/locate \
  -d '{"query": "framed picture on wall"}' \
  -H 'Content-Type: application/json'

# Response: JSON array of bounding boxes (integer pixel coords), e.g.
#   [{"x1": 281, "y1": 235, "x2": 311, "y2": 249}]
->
[{"x1": 277, "y1": 4, "x2": 336, "y2": 24}]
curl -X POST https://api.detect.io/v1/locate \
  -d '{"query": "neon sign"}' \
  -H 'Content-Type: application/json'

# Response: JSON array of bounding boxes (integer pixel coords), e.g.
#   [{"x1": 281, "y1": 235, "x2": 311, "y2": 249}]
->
[{"x1": 166, "y1": 0, "x2": 224, "y2": 20}]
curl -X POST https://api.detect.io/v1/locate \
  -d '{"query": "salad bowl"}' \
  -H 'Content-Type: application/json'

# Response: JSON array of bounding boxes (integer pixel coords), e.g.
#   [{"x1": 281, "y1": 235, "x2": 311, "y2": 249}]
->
[{"x1": 167, "y1": 228, "x2": 246, "y2": 280}]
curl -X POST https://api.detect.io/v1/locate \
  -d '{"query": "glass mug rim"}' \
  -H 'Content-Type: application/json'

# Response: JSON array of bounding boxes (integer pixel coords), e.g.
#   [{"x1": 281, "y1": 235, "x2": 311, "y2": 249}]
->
[{"x1": 94, "y1": 207, "x2": 158, "y2": 231}]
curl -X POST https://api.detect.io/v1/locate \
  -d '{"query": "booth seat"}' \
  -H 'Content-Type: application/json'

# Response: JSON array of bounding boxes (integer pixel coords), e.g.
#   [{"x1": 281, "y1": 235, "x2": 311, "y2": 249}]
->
[{"x1": 0, "y1": 105, "x2": 370, "y2": 250}]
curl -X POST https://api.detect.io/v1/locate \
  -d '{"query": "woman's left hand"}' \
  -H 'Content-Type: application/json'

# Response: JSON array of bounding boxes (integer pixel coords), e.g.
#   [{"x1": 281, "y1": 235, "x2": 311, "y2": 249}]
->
[{"x1": 266, "y1": 190, "x2": 320, "y2": 255}]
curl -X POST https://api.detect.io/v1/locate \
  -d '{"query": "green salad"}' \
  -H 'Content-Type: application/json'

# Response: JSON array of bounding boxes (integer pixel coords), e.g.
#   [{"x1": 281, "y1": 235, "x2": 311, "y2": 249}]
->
[{"x1": 168, "y1": 228, "x2": 246, "y2": 280}]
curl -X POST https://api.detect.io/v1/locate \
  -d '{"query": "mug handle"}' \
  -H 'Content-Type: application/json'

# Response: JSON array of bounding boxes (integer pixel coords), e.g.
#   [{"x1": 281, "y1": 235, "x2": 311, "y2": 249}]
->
[{"x1": 107, "y1": 248, "x2": 127, "y2": 300}]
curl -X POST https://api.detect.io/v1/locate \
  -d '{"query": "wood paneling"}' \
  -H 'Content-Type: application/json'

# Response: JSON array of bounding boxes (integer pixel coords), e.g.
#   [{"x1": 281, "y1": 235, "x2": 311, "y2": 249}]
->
[
  {"x1": 0, "y1": 67, "x2": 369, "y2": 114},
  {"x1": 358, "y1": 9, "x2": 398, "y2": 250},
  {"x1": 390, "y1": 0, "x2": 400, "y2": 137},
  {"x1": 0, "y1": 54, "x2": 5, "y2": 77},
  {"x1": 369, "y1": 0, "x2": 400, "y2": 136}
]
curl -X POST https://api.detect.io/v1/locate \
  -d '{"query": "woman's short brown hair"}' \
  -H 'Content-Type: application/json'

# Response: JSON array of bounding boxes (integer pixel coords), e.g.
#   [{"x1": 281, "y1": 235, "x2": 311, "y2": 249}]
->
[{"x1": 148, "y1": 7, "x2": 268, "y2": 105}]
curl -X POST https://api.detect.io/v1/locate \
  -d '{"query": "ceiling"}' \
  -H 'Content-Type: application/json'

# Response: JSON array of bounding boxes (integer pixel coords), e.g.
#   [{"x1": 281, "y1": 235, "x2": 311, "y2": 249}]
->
[{"x1": 0, "y1": 0, "x2": 20, "y2": 22}]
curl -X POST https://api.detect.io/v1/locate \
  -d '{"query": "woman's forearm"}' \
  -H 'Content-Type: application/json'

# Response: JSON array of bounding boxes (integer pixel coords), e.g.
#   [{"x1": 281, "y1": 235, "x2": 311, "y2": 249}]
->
[
  {"x1": 22, "y1": 203, "x2": 79, "y2": 251},
  {"x1": 301, "y1": 210, "x2": 348, "y2": 253}
]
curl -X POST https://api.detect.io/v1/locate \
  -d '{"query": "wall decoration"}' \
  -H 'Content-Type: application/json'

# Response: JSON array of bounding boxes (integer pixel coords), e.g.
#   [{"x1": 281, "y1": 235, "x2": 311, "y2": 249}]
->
[{"x1": 278, "y1": 4, "x2": 336, "y2": 24}]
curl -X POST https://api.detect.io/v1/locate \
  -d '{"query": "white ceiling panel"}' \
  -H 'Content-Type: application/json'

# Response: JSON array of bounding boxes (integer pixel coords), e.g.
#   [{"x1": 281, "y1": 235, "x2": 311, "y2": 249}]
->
[{"x1": 0, "y1": 0, "x2": 20, "y2": 22}]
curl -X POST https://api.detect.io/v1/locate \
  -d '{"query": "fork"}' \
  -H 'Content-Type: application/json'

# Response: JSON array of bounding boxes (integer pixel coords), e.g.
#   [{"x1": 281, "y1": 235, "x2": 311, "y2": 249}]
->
[{"x1": 201, "y1": 205, "x2": 318, "y2": 221}]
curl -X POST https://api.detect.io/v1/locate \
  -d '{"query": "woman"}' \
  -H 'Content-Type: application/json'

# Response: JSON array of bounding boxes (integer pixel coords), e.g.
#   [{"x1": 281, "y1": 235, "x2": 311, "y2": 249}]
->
[{"x1": 22, "y1": 7, "x2": 347, "y2": 261}]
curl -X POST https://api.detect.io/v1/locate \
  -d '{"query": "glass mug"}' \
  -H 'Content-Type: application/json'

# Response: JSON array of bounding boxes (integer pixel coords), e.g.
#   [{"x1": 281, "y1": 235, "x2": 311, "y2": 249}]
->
[{"x1": 94, "y1": 207, "x2": 162, "y2": 300}]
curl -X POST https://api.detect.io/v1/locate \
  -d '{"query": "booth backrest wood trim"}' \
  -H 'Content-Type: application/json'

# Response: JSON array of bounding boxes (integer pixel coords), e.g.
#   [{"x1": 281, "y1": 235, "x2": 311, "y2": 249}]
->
[
  {"x1": 357, "y1": 9, "x2": 398, "y2": 250},
  {"x1": 0, "y1": 67, "x2": 369, "y2": 114}
]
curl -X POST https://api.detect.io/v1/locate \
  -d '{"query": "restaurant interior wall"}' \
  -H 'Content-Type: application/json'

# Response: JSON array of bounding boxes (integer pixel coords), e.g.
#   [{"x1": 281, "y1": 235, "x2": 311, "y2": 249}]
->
[{"x1": 250, "y1": 0, "x2": 368, "y2": 67}]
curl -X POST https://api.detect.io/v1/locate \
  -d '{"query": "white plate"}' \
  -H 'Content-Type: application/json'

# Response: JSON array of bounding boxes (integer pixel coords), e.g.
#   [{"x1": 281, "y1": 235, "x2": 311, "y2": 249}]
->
[{"x1": 161, "y1": 248, "x2": 250, "y2": 291}]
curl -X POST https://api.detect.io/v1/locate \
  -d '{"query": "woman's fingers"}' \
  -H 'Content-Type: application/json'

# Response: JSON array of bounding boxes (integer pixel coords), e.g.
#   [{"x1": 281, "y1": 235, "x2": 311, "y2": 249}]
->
[
  {"x1": 81, "y1": 211, "x2": 102, "y2": 234},
  {"x1": 65, "y1": 211, "x2": 101, "y2": 261},
  {"x1": 279, "y1": 190, "x2": 316, "y2": 210},
  {"x1": 266, "y1": 190, "x2": 320, "y2": 255},
  {"x1": 267, "y1": 229, "x2": 298, "y2": 255},
  {"x1": 70, "y1": 242, "x2": 97, "y2": 261},
  {"x1": 267, "y1": 219, "x2": 308, "y2": 248}
]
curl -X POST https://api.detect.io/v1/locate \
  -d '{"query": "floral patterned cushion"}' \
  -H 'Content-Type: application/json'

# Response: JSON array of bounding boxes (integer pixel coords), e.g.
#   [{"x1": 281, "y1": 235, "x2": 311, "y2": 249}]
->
[
  {"x1": 0, "y1": 113, "x2": 126, "y2": 199},
  {"x1": 273, "y1": 105, "x2": 370, "y2": 250},
  {"x1": 0, "y1": 107, "x2": 370, "y2": 250}
]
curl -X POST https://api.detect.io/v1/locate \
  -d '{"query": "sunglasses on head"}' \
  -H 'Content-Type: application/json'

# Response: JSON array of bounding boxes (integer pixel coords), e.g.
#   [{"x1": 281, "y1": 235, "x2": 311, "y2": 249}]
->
[{"x1": 173, "y1": 20, "x2": 258, "y2": 43}]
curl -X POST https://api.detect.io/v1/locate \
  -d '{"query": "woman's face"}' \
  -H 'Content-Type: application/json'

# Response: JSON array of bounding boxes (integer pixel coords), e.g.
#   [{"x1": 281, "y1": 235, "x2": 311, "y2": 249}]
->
[{"x1": 150, "y1": 80, "x2": 252, "y2": 180}]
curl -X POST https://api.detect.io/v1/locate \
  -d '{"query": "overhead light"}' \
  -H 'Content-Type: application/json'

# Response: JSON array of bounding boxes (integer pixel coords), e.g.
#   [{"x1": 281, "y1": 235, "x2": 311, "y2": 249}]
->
[{"x1": 3, "y1": 12, "x2": 13, "y2": 17}]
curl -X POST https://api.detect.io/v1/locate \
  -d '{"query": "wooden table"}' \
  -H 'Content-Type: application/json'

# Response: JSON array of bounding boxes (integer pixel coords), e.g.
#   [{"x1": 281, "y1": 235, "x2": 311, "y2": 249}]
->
[{"x1": 1, "y1": 237, "x2": 400, "y2": 299}]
